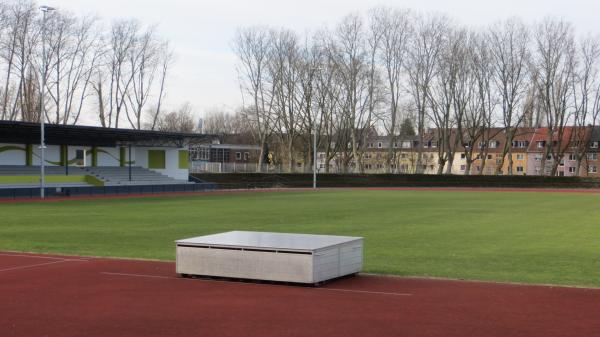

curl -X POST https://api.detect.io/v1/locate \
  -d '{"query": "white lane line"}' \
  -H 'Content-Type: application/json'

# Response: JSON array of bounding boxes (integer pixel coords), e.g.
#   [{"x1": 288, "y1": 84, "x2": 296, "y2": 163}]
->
[
  {"x1": 0, "y1": 252, "x2": 88, "y2": 261},
  {"x1": 101, "y1": 272, "x2": 174, "y2": 280},
  {"x1": 0, "y1": 260, "x2": 69, "y2": 272},
  {"x1": 318, "y1": 287, "x2": 412, "y2": 297},
  {"x1": 100, "y1": 272, "x2": 413, "y2": 297}
]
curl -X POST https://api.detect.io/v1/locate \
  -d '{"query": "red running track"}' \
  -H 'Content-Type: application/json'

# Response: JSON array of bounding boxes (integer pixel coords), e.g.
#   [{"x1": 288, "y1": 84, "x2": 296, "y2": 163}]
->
[{"x1": 1, "y1": 252, "x2": 599, "y2": 337}]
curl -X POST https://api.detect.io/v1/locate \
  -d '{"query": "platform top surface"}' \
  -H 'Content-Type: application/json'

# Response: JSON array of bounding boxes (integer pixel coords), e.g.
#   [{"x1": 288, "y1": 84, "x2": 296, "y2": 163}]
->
[{"x1": 176, "y1": 231, "x2": 362, "y2": 251}]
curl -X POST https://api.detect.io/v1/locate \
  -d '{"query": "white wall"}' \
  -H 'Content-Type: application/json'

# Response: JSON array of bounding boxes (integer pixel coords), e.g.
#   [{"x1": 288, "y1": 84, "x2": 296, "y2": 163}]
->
[
  {"x1": 97, "y1": 147, "x2": 122, "y2": 166},
  {"x1": 0, "y1": 143, "x2": 26, "y2": 165},
  {"x1": 31, "y1": 145, "x2": 61, "y2": 166},
  {"x1": 135, "y1": 147, "x2": 189, "y2": 180}
]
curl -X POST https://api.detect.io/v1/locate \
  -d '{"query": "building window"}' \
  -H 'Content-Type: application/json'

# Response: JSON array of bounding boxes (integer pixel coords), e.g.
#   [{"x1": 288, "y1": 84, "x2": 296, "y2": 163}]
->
[
  {"x1": 244, "y1": 152, "x2": 249, "y2": 161},
  {"x1": 376, "y1": 164, "x2": 383, "y2": 169},
  {"x1": 487, "y1": 155, "x2": 493, "y2": 160},
  {"x1": 537, "y1": 141, "x2": 545, "y2": 149},
  {"x1": 516, "y1": 154, "x2": 524, "y2": 160},
  {"x1": 588, "y1": 153, "x2": 598, "y2": 161},
  {"x1": 378, "y1": 142, "x2": 383, "y2": 148},
  {"x1": 535, "y1": 154, "x2": 542, "y2": 161},
  {"x1": 400, "y1": 153, "x2": 407, "y2": 159},
  {"x1": 210, "y1": 148, "x2": 230, "y2": 162},
  {"x1": 516, "y1": 166, "x2": 524, "y2": 173},
  {"x1": 591, "y1": 142, "x2": 599, "y2": 149},
  {"x1": 489, "y1": 141, "x2": 499, "y2": 149},
  {"x1": 461, "y1": 153, "x2": 466, "y2": 159},
  {"x1": 401, "y1": 141, "x2": 411, "y2": 149},
  {"x1": 569, "y1": 167, "x2": 576, "y2": 173},
  {"x1": 198, "y1": 148, "x2": 210, "y2": 160},
  {"x1": 589, "y1": 166, "x2": 598, "y2": 173},
  {"x1": 512, "y1": 141, "x2": 529, "y2": 148},
  {"x1": 568, "y1": 154, "x2": 576, "y2": 161},
  {"x1": 236, "y1": 152, "x2": 242, "y2": 160},
  {"x1": 460, "y1": 165, "x2": 466, "y2": 171}
]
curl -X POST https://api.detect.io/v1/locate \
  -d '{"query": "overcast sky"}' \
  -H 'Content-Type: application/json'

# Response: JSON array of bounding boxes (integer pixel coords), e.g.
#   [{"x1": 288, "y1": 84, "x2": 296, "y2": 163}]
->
[{"x1": 55, "y1": 0, "x2": 599, "y2": 120}]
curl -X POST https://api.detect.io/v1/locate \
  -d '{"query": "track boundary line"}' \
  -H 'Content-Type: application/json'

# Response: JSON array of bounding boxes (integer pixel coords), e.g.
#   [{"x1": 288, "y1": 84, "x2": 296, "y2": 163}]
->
[
  {"x1": 100, "y1": 272, "x2": 413, "y2": 297},
  {"x1": 0, "y1": 259, "x2": 85, "y2": 273},
  {"x1": 317, "y1": 287, "x2": 412, "y2": 296},
  {"x1": 0, "y1": 252, "x2": 88, "y2": 261}
]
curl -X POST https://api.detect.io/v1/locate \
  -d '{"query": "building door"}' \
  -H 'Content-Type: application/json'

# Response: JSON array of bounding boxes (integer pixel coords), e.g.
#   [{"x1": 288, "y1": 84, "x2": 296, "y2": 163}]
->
[{"x1": 74, "y1": 149, "x2": 86, "y2": 167}]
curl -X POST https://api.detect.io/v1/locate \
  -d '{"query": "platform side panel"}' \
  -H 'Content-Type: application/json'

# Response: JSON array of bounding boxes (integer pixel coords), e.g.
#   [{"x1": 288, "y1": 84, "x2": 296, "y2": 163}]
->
[
  {"x1": 313, "y1": 247, "x2": 341, "y2": 283},
  {"x1": 339, "y1": 240, "x2": 363, "y2": 276},
  {"x1": 176, "y1": 246, "x2": 314, "y2": 283}
]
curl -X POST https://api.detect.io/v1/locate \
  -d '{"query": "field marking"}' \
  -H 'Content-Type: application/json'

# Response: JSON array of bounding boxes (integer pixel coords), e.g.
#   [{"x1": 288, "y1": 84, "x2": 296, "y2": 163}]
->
[
  {"x1": 0, "y1": 260, "x2": 75, "y2": 273},
  {"x1": 317, "y1": 287, "x2": 412, "y2": 297},
  {"x1": 102, "y1": 272, "x2": 174, "y2": 280},
  {"x1": 0, "y1": 253, "x2": 88, "y2": 273},
  {"x1": 0, "y1": 252, "x2": 88, "y2": 261},
  {"x1": 100, "y1": 272, "x2": 413, "y2": 297}
]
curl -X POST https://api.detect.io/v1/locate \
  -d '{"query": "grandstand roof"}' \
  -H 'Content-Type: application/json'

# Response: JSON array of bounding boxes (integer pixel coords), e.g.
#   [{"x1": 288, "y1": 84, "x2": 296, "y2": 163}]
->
[{"x1": 0, "y1": 120, "x2": 214, "y2": 147}]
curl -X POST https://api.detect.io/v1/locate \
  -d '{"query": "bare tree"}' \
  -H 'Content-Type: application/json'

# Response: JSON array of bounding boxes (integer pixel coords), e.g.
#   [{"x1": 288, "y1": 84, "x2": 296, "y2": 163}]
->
[
  {"x1": 533, "y1": 18, "x2": 576, "y2": 176},
  {"x1": 314, "y1": 31, "x2": 345, "y2": 173},
  {"x1": 202, "y1": 106, "x2": 246, "y2": 134},
  {"x1": 233, "y1": 27, "x2": 274, "y2": 169},
  {"x1": 461, "y1": 31, "x2": 496, "y2": 175},
  {"x1": 406, "y1": 14, "x2": 448, "y2": 173},
  {"x1": 124, "y1": 26, "x2": 165, "y2": 129},
  {"x1": 331, "y1": 14, "x2": 373, "y2": 172},
  {"x1": 371, "y1": 7, "x2": 411, "y2": 172},
  {"x1": 44, "y1": 12, "x2": 101, "y2": 124},
  {"x1": 154, "y1": 102, "x2": 196, "y2": 132},
  {"x1": 487, "y1": 18, "x2": 531, "y2": 175},
  {"x1": 148, "y1": 41, "x2": 173, "y2": 130},
  {"x1": 268, "y1": 28, "x2": 302, "y2": 172},
  {"x1": 95, "y1": 19, "x2": 139, "y2": 128},
  {"x1": 571, "y1": 35, "x2": 600, "y2": 175}
]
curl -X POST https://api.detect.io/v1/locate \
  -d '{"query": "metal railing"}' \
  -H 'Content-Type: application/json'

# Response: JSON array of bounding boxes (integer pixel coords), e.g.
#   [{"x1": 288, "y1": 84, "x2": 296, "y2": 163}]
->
[{"x1": 190, "y1": 161, "x2": 422, "y2": 175}]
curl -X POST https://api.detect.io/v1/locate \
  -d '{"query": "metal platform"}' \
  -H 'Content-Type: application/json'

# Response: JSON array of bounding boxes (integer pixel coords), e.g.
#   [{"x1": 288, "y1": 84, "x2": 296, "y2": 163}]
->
[{"x1": 175, "y1": 231, "x2": 363, "y2": 284}]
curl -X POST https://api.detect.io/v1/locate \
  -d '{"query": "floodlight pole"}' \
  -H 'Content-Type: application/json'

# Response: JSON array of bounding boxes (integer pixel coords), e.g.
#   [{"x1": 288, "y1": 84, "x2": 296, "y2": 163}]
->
[
  {"x1": 39, "y1": 5, "x2": 55, "y2": 199},
  {"x1": 312, "y1": 65, "x2": 321, "y2": 190},
  {"x1": 313, "y1": 121, "x2": 317, "y2": 189}
]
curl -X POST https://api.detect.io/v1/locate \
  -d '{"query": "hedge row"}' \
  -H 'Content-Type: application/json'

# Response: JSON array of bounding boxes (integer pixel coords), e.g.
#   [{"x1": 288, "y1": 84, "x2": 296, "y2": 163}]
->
[{"x1": 192, "y1": 173, "x2": 600, "y2": 189}]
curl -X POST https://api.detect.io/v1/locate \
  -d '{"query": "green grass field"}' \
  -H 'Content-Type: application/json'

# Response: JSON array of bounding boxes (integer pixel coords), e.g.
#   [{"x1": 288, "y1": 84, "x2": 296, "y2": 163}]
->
[{"x1": 1, "y1": 189, "x2": 599, "y2": 287}]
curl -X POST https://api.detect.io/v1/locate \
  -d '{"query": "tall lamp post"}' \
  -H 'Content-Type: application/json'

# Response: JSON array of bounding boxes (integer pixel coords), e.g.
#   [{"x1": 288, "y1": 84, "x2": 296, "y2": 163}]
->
[
  {"x1": 313, "y1": 120, "x2": 317, "y2": 189},
  {"x1": 312, "y1": 65, "x2": 323, "y2": 190},
  {"x1": 39, "y1": 5, "x2": 55, "y2": 199}
]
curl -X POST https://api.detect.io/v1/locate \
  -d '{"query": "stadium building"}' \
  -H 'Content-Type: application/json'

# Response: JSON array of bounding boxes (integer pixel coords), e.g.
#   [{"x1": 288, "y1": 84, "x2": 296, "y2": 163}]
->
[{"x1": 0, "y1": 121, "x2": 212, "y2": 197}]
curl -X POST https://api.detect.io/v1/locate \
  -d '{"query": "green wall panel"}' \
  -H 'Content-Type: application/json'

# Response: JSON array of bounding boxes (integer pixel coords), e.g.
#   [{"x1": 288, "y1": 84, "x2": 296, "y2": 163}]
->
[
  {"x1": 26, "y1": 144, "x2": 33, "y2": 166},
  {"x1": 178, "y1": 150, "x2": 189, "y2": 169},
  {"x1": 119, "y1": 147, "x2": 126, "y2": 167},
  {"x1": 148, "y1": 150, "x2": 166, "y2": 169},
  {"x1": 91, "y1": 147, "x2": 98, "y2": 167}
]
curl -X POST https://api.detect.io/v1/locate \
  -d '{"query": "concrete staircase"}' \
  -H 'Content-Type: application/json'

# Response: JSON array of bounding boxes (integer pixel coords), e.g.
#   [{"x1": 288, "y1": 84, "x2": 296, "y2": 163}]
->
[{"x1": 81, "y1": 166, "x2": 191, "y2": 186}]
